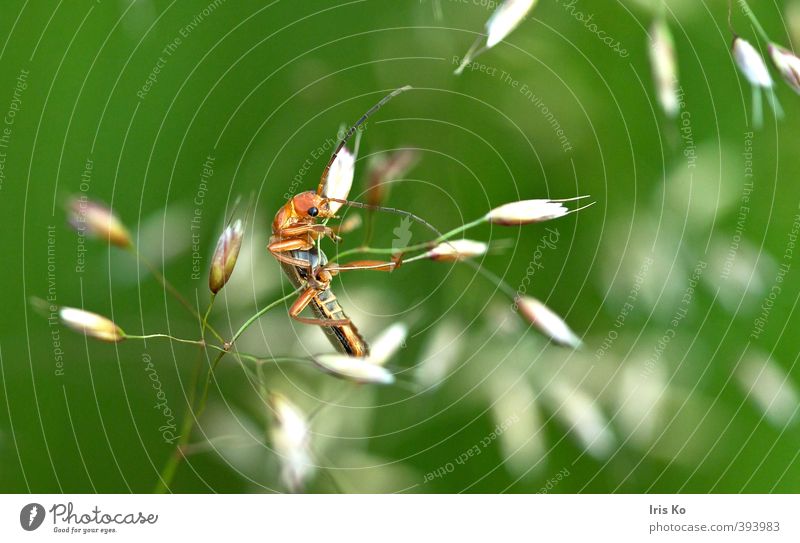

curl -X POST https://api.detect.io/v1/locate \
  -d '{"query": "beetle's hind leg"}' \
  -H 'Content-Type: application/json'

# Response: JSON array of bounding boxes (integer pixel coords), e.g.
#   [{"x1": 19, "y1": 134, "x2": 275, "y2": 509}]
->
[{"x1": 288, "y1": 287, "x2": 351, "y2": 327}]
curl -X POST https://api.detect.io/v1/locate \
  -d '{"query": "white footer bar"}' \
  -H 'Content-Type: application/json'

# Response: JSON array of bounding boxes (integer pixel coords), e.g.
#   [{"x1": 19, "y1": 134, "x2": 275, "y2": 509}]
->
[{"x1": 1, "y1": 494, "x2": 797, "y2": 541}]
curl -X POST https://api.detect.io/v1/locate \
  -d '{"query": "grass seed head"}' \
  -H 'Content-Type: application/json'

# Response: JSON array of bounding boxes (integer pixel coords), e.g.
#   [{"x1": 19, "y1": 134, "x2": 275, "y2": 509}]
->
[
  {"x1": 486, "y1": 0, "x2": 538, "y2": 49},
  {"x1": 487, "y1": 199, "x2": 570, "y2": 225},
  {"x1": 368, "y1": 323, "x2": 408, "y2": 366},
  {"x1": 425, "y1": 239, "x2": 488, "y2": 261},
  {"x1": 649, "y1": 18, "x2": 680, "y2": 117},
  {"x1": 334, "y1": 213, "x2": 363, "y2": 235},
  {"x1": 768, "y1": 43, "x2": 800, "y2": 94},
  {"x1": 208, "y1": 219, "x2": 244, "y2": 294},
  {"x1": 68, "y1": 197, "x2": 132, "y2": 248},
  {"x1": 312, "y1": 353, "x2": 395, "y2": 384},
  {"x1": 732, "y1": 37, "x2": 774, "y2": 88},
  {"x1": 268, "y1": 393, "x2": 313, "y2": 493},
  {"x1": 545, "y1": 381, "x2": 615, "y2": 458},
  {"x1": 321, "y1": 147, "x2": 355, "y2": 215},
  {"x1": 366, "y1": 149, "x2": 419, "y2": 207},
  {"x1": 515, "y1": 296, "x2": 581, "y2": 348},
  {"x1": 59, "y1": 307, "x2": 125, "y2": 343}
]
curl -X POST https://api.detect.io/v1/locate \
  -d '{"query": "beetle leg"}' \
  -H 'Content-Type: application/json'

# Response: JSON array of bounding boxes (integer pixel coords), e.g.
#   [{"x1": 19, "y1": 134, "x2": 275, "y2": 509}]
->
[
  {"x1": 325, "y1": 227, "x2": 343, "y2": 243},
  {"x1": 280, "y1": 224, "x2": 340, "y2": 242},
  {"x1": 268, "y1": 237, "x2": 314, "y2": 267},
  {"x1": 268, "y1": 237, "x2": 325, "y2": 288},
  {"x1": 324, "y1": 255, "x2": 403, "y2": 274},
  {"x1": 278, "y1": 224, "x2": 316, "y2": 237},
  {"x1": 289, "y1": 287, "x2": 351, "y2": 327}
]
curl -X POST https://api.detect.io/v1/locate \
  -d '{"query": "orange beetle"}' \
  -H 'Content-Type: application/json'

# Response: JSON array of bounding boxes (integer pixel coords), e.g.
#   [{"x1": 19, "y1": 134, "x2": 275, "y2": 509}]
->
[{"x1": 268, "y1": 87, "x2": 411, "y2": 356}]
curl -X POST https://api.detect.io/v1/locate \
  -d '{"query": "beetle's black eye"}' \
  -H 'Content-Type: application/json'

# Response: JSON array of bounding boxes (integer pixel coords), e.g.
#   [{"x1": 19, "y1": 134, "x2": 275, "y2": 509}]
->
[{"x1": 307, "y1": 207, "x2": 319, "y2": 217}]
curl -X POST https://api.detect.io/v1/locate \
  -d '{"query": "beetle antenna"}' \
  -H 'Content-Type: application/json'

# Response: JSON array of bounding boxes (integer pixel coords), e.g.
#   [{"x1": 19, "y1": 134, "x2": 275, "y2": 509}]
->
[
  {"x1": 324, "y1": 197, "x2": 445, "y2": 239},
  {"x1": 316, "y1": 85, "x2": 413, "y2": 195}
]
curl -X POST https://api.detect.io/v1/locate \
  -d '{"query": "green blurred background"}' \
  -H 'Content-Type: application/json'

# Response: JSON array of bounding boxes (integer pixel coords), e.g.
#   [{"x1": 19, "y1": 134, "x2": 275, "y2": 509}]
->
[{"x1": 1, "y1": 0, "x2": 799, "y2": 493}]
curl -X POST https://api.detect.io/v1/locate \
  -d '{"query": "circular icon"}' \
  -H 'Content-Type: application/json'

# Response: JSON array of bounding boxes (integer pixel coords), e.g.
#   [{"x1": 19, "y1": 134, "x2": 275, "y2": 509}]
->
[{"x1": 20, "y1": 503, "x2": 45, "y2": 531}]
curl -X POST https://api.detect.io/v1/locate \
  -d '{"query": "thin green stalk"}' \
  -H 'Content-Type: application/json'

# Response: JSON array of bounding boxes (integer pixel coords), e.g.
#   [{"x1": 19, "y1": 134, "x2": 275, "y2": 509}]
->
[
  {"x1": 240, "y1": 354, "x2": 314, "y2": 366},
  {"x1": 335, "y1": 217, "x2": 519, "y2": 300},
  {"x1": 130, "y1": 246, "x2": 226, "y2": 345},
  {"x1": 229, "y1": 288, "x2": 302, "y2": 346},
  {"x1": 752, "y1": 85, "x2": 763, "y2": 129},
  {"x1": 195, "y1": 288, "x2": 302, "y2": 414},
  {"x1": 767, "y1": 87, "x2": 784, "y2": 119},
  {"x1": 124, "y1": 333, "x2": 213, "y2": 348},
  {"x1": 200, "y1": 288, "x2": 304, "y2": 428},
  {"x1": 153, "y1": 288, "x2": 301, "y2": 493},
  {"x1": 462, "y1": 258, "x2": 519, "y2": 299},
  {"x1": 197, "y1": 351, "x2": 226, "y2": 420},
  {"x1": 153, "y1": 346, "x2": 207, "y2": 493},
  {"x1": 336, "y1": 216, "x2": 487, "y2": 260},
  {"x1": 432, "y1": 0, "x2": 443, "y2": 21},
  {"x1": 333, "y1": 213, "x2": 518, "y2": 297},
  {"x1": 201, "y1": 294, "x2": 215, "y2": 340},
  {"x1": 153, "y1": 398, "x2": 198, "y2": 493},
  {"x1": 455, "y1": 36, "x2": 485, "y2": 75},
  {"x1": 738, "y1": 0, "x2": 771, "y2": 43}
]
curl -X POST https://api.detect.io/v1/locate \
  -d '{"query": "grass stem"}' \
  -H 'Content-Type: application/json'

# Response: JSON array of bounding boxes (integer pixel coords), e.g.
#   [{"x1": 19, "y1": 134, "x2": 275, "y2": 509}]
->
[
  {"x1": 152, "y1": 288, "x2": 301, "y2": 492},
  {"x1": 336, "y1": 216, "x2": 487, "y2": 261},
  {"x1": 129, "y1": 246, "x2": 226, "y2": 345},
  {"x1": 738, "y1": 0, "x2": 771, "y2": 43}
]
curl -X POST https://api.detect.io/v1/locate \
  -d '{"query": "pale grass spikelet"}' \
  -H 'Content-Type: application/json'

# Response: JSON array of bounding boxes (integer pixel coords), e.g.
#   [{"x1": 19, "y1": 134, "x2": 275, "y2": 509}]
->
[
  {"x1": 334, "y1": 213, "x2": 362, "y2": 235},
  {"x1": 321, "y1": 147, "x2": 355, "y2": 214},
  {"x1": 208, "y1": 219, "x2": 244, "y2": 294},
  {"x1": 368, "y1": 322, "x2": 408, "y2": 366},
  {"x1": 736, "y1": 353, "x2": 799, "y2": 428},
  {"x1": 68, "y1": 197, "x2": 132, "y2": 248},
  {"x1": 616, "y1": 361, "x2": 668, "y2": 448},
  {"x1": 312, "y1": 323, "x2": 406, "y2": 382},
  {"x1": 768, "y1": 43, "x2": 800, "y2": 94},
  {"x1": 268, "y1": 393, "x2": 314, "y2": 493},
  {"x1": 488, "y1": 372, "x2": 546, "y2": 475},
  {"x1": 414, "y1": 321, "x2": 462, "y2": 388},
  {"x1": 486, "y1": 0, "x2": 537, "y2": 48},
  {"x1": 486, "y1": 197, "x2": 590, "y2": 226},
  {"x1": 515, "y1": 296, "x2": 581, "y2": 348},
  {"x1": 545, "y1": 380, "x2": 615, "y2": 459},
  {"x1": 424, "y1": 239, "x2": 488, "y2": 262},
  {"x1": 732, "y1": 37, "x2": 782, "y2": 128},
  {"x1": 366, "y1": 149, "x2": 419, "y2": 207},
  {"x1": 59, "y1": 307, "x2": 125, "y2": 343},
  {"x1": 312, "y1": 353, "x2": 396, "y2": 385},
  {"x1": 732, "y1": 37, "x2": 773, "y2": 88},
  {"x1": 455, "y1": 0, "x2": 538, "y2": 75},
  {"x1": 649, "y1": 18, "x2": 680, "y2": 117},
  {"x1": 487, "y1": 199, "x2": 567, "y2": 225}
]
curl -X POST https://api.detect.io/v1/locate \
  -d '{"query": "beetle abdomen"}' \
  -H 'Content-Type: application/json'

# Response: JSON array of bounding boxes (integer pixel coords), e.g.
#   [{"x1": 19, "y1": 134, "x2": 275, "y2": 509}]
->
[{"x1": 280, "y1": 247, "x2": 369, "y2": 357}]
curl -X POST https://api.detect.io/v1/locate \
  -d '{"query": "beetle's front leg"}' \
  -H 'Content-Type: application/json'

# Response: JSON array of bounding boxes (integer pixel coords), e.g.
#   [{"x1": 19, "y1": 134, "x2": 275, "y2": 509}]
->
[{"x1": 280, "y1": 224, "x2": 341, "y2": 243}]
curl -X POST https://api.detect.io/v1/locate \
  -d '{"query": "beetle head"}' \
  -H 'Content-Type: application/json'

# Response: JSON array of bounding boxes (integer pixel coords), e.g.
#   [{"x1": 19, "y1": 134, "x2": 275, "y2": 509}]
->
[{"x1": 292, "y1": 191, "x2": 334, "y2": 220}]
